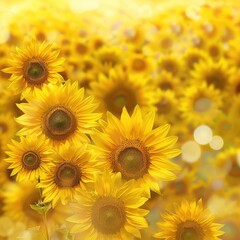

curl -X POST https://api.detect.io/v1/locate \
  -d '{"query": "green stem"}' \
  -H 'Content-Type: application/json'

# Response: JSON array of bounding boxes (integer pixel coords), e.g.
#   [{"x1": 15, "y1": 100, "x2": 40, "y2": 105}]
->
[{"x1": 42, "y1": 211, "x2": 50, "y2": 240}]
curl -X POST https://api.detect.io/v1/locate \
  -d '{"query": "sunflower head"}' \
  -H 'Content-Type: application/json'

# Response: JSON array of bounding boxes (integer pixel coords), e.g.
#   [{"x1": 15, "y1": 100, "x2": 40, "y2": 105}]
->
[
  {"x1": 17, "y1": 81, "x2": 102, "y2": 146},
  {"x1": 92, "y1": 105, "x2": 180, "y2": 194},
  {"x1": 38, "y1": 142, "x2": 101, "y2": 207},
  {"x1": 3, "y1": 39, "x2": 65, "y2": 99},
  {"x1": 5, "y1": 134, "x2": 52, "y2": 182},
  {"x1": 67, "y1": 171, "x2": 149, "y2": 239},
  {"x1": 154, "y1": 199, "x2": 224, "y2": 240}
]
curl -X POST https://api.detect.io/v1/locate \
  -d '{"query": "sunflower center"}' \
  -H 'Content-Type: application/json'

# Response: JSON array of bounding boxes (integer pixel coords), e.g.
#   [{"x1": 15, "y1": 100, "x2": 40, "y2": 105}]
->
[
  {"x1": 55, "y1": 162, "x2": 80, "y2": 187},
  {"x1": 23, "y1": 60, "x2": 48, "y2": 85},
  {"x1": 105, "y1": 86, "x2": 137, "y2": 116},
  {"x1": 0, "y1": 122, "x2": 8, "y2": 133},
  {"x1": 205, "y1": 70, "x2": 227, "y2": 90},
  {"x1": 92, "y1": 196, "x2": 126, "y2": 234},
  {"x1": 194, "y1": 98, "x2": 212, "y2": 113},
  {"x1": 228, "y1": 160, "x2": 240, "y2": 177},
  {"x1": 157, "y1": 98, "x2": 172, "y2": 114},
  {"x1": 22, "y1": 151, "x2": 41, "y2": 170},
  {"x1": 43, "y1": 106, "x2": 77, "y2": 141},
  {"x1": 111, "y1": 140, "x2": 149, "y2": 180},
  {"x1": 161, "y1": 60, "x2": 178, "y2": 75},
  {"x1": 176, "y1": 221, "x2": 204, "y2": 240},
  {"x1": 159, "y1": 81, "x2": 172, "y2": 91},
  {"x1": 132, "y1": 58, "x2": 146, "y2": 71}
]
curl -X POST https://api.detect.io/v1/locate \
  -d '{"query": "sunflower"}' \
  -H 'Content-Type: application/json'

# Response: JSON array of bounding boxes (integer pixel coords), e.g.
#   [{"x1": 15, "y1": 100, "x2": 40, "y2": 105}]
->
[
  {"x1": 16, "y1": 81, "x2": 102, "y2": 146},
  {"x1": 183, "y1": 47, "x2": 208, "y2": 71},
  {"x1": 215, "y1": 148, "x2": 240, "y2": 186},
  {"x1": 0, "y1": 88, "x2": 23, "y2": 117},
  {"x1": 190, "y1": 58, "x2": 234, "y2": 91},
  {"x1": 0, "y1": 113, "x2": 18, "y2": 149},
  {"x1": 179, "y1": 83, "x2": 222, "y2": 126},
  {"x1": 91, "y1": 105, "x2": 180, "y2": 194},
  {"x1": 94, "y1": 46, "x2": 123, "y2": 75},
  {"x1": 154, "y1": 90, "x2": 180, "y2": 126},
  {"x1": 158, "y1": 54, "x2": 183, "y2": 77},
  {"x1": 152, "y1": 71, "x2": 181, "y2": 95},
  {"x1": 38, "y1": 143, "x2": 100, "y2": 207},
  {"x1": 67, "y1": 171, "x2": 149, "y2": 239},
  {"x1": 154, "y1": 199, "x2": 224, "y2": 240},
  {"x1": 3, "y1": 39, "x2": 65, "y2": 99},
  {"x1": 88, "y1": 67, "x2": 157, "y2": 118},
  {"x1": 2, "y1": 182, "x2": 70, "y2": 230},
  {"x1": 5, "y1": 134, "x2": 52, "y2": 182},
  {"x1": 125, "y1": 52, "x2": 155, "y2": 75}
]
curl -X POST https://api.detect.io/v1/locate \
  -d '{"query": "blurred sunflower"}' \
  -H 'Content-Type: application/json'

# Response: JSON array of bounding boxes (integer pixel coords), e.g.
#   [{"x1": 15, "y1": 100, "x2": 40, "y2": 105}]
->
[
  {"x1": 17, "y1": 81, "x2": 102, "y2": 146},
  {"x1": 179, "y1": 83, "x2": 222, "y2": 126},
  {"x1": 158, "y1": 54, "x2": 183, "y2": 77},
  {"x1": 89, "y1": 67, "x2": 156, "y2": 117},
  {"x1": 154, "y1": 199, "x2": 224, "y2": 239},
  {"x1": 191, "y1": 58, "x2": 234, "y2": 91},
  {"x1": 67, "y1": 171, "x2": 149, "y2": 239},
  {"x1": 91, "y1": 106, "x2": 180, "y2": 194},
  {"x1": 38, "y1": 143, "x2": 100, "y2": 207},
  {"x1": 154, "y1": 90, "x2": 179, "y2": 126},
  {"x1": 152, "y1": 71, "x2": 181, "y2": 95},
  {"x1": 2, "y1": 182, "x2": 70, "y2": 230},
  {"x1": 3, "y1": 39, "x2": 65, "y2": 99},
  {"x1": 5, "y1": 134, "x2": 52, "y2": 182},
  {"x1": 125, "y1": 52, "x2": 155, "y2": 75},
  {"x1": 183, "y1": 47, "x2": 208, "y2": 71},
  {"x1": 0, "y1": 113, "x2": 18, "y2": 149},
  {"x1": 215, "y1": 148, "x2": 240, "y2": 186}
]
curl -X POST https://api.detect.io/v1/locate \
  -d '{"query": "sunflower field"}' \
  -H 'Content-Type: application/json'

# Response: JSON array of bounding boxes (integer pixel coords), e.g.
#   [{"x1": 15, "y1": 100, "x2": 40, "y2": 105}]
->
[{"x1": 0, "y1": 0, "x2": 240, "y2": 239}]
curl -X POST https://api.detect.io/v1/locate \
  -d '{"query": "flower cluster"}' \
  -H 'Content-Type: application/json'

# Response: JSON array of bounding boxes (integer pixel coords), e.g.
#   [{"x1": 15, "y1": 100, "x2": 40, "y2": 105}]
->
[{"x1": 0, "y1": 1, "x2": 239, "y2": 239}]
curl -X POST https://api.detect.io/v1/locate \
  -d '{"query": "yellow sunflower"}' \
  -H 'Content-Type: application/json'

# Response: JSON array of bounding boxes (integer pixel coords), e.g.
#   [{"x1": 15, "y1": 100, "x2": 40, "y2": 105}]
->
[
  {"x1": 2, "y1": 182, "x2": 70, "y2": 230},
  {"x1": 158, "y1": 54, "x2": 183, "y2": 77},
  {"x1": 190, "y1": 58, "x2": 234, "y2": 91},
  {"x1": 183, "y1": 47, "x2": 208, "y2": 71},
  {"x1": 38, "y1": 143, "x2": 100, "y2": 207},
  {"x1": 125, "y1": 52, "x2": 155, "y2": 75},
  {"x1": 0, "y1": 113, "x2": 19, "y2": 149},
  {"x1": 88, "y1": 67, "x2": 157, "y2": 118},
  {"x1": 154, "y1": 90, "x2": 179, "y2": 126},
  {"x1": 91, "y1": 105, "x2": 180, "y2": 194},
  {"x1": 67, "y1": 171, "x2": 149, "y2": 239},
  {"x1": 154, "y1": 199, "x2": 224, "y2": 240},
  {"x1": 179, "y1": 83, "x2": 222, "y2": 126},
  {"x1": 3, "y1": 39, "x2": 65, "y2": 99},
  {"x1": 16, "y1": 81, "x2": 102, "y2": 146},
  {"x1": 5, "y1": 134, "x2": 52, "y2": 182},
  {"x1": 152, "y1": 71, "x2": 181, "y2": 95},
  {"x1": 215, "y1": 148, "x2": 240, "y2": 186}
]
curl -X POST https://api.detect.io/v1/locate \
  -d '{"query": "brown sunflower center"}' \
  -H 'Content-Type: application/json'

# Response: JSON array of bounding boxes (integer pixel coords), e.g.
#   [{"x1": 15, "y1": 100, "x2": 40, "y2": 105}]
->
[
  {"x1": 157, "y1": 98, "x2": 172, "y2": 114},
  {"x1": 159, "y1": 81, "x2": 173, "y2": 91},
  {"x1": 161, "y1": 60, "x2": 178, "y2": 75},
  {"x1": 111, "y1": 140, "x2": 149, "y2": 180},
  {"x1": 104, "y1": 86, "x2": 137, "y2": 116},
  {"x1": 176, "y1": 221, "x2": 204, "y2": 240},
  {"x1": 55, "y1": 162, "x2": 80, "y2": 187},
  {"x1": 132, "y1": 58, "x2": 146, "y2": 71},
  {"x1": 229, "y1": 160, "x2": 240, "y2": 177},
  {"x1": 194, "y1": 97, "x2": 212, "y2": 113},
  {"x1": 187, "y1": 54, "x2": 202, "y2": 69},
  {"x1": 23, "y1": 59, "x2": 48, "y2": 85},
  {"x1": 22, "y1": 151, "x2": 41, "y2": 170},
  {"x1": 205, "y1": 69, "x2": 227, "y2": 90},
  {"x1": 0, "y1": 122, "x2": 8, "y2": 133},
  {"x1": 92, "y1": 196, "x2": 126, "y2": 234},
  {"x1": 43, "y1": 106, "x2": 77, "y2": 141}
]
